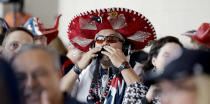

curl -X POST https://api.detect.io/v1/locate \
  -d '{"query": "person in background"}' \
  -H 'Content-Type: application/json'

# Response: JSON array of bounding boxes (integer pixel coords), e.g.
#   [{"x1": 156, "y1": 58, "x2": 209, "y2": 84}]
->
[
  {"x1": 183, "y1": 23, "x2": 210, "y2": 51},
  {"x1": 23, "y1": 15, "x2": 61, "y2": 46},
  {"x1": 11, "y1": 44, "x2": 85, "y2": 104},
  {"x1": 142, "y1": 36, "x2": 183, "y2": 73},
  {"x1": 123, "y1": 36, "x2": 183, "y2": 104},
  {"x1": 144, "y1": 49, "x2": 210, "y2": 104},
  {"x1": 24, "y1": 15, "x2": 73, "y2": 75},
  {"x1": 1, "y1": 27, "x2": 34, "y2": 60}
]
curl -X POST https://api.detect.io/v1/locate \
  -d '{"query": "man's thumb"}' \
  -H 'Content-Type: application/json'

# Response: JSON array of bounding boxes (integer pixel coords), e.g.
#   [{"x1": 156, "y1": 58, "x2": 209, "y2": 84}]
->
[{"x1": 41, "y1": 91, "x2": 50, "y2": 104}]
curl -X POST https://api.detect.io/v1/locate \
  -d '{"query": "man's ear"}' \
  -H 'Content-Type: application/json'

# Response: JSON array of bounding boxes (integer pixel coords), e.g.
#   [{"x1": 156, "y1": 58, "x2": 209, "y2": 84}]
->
[{"x1": 151, "y1": 57, "x2": 157, "y2": 67}]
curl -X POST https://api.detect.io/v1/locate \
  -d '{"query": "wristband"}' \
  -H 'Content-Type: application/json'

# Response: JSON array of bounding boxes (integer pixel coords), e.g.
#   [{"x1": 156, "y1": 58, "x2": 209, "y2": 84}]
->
[
  {"x1": 118, "y1": 61, "x2": 131, "y2": 72},
  {"x1": 73, "y1": 65, "x2": 81, "y2": 75}
]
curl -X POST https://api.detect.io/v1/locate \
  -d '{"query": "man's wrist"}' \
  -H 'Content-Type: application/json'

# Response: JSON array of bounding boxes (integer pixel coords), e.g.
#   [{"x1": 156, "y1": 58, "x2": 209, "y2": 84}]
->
[
  {"x1": 118, "y1": 61, "x2": 131, "y2": 72},
  {"x1": 73, "y1": 65, "x2": 81, "y2": 75}
]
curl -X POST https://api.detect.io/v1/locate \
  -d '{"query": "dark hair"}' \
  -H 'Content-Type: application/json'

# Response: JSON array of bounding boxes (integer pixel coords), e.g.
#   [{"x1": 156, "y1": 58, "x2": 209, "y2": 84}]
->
[
  {"x1": 129, "y1": 51, "x2": 148, "y2": 68},
  {"x1": 142, "y1": 36, "x2": 183, "y2": 72},
  {"x1": 0, "y1": 58, "x2": 21, "y2": 104},
  {"x1": 2, "y1": 27, "x2": 34, "y2": 46}
]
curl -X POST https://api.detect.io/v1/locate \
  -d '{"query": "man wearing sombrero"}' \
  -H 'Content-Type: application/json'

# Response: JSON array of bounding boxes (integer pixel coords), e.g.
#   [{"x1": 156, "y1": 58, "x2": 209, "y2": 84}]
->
[
  {"x1": 183, "y1": 23, "x2": 210, "y2": 51},
  {"x1": 23, "y1": 15, "x2": 75, "y2": 75},
  {"x1": 61, "y1": 7, "x2": 156, "y2": 104}
]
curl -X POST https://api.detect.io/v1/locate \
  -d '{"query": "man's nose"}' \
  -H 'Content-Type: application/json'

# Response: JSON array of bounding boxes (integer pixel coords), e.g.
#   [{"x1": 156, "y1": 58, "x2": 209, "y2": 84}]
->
[
  {"x1": 102, "y1": 40, "x2": 110, "y2": 46},
  {"x1": 25, "y1": 75, "x2": 36, "y2": 88}
]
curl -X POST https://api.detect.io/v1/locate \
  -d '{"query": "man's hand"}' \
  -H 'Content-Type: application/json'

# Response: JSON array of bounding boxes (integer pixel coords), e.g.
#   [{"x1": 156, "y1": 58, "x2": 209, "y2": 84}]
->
[
  {"x1": 41, "y1": 91, "x2": 50, "y2": 104},
  {"x1": 77, "y1": 47, "x2": 102, "y2": 70},
  {"x1": 66, "y1": 45, "x2": 84, "y2": 65},
  {"x1": 101, "y1": 46, "x2": 127, "y2": 68}
]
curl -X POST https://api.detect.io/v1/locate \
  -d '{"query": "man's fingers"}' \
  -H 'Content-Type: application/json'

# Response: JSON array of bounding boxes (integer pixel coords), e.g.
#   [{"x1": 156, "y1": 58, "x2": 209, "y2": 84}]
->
[
  {"x1": 105, "y1": 46, "x2": 115, "y2": 51},
  {"x1": 91, "y1": 54, "x2": 98, "y2": 58},
  {"x1": 103, "y1": 46, "x2": 115, "y2": 53},
  {"x1": 101, "y1": 51, "x2": 111, "y2": 57},
  {"x1": 90, "y1": 47, "x2": 102, "y2": 54}
]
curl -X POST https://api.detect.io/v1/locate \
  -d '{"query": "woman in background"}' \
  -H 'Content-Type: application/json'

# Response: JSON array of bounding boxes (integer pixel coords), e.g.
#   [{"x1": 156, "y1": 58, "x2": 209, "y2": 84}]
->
[{"x1": 123, "y1": 36, "x2": 183, "y2": 104}]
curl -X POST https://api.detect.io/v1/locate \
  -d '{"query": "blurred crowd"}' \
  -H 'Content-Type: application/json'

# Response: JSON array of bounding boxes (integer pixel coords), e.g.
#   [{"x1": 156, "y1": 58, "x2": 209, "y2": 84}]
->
[{"x1": 0, "y1": 6, "x2": 210, "y2": 104}]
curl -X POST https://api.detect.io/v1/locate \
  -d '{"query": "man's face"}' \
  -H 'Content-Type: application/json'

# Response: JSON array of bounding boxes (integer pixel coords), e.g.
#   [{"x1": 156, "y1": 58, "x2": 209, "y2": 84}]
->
[
  {"x1": 34, "y1": 35, "x2": 47, "y2": 46},
  {"x1": 152, "y1": 42, "x2": 182, "y2": 72},
  {"x1": 94, "y1": 29, "x2": 123, "y2": 65},
  {"x1": 12, "y1": 49, "x2": 60, "y2": 104},
  {"x1": 95, "y1": 29, "x2": 123, "y2": 49},
  {"x1": 2, "y1": 31, "x2": 33, "y2": 60},
  {"x1": 159, "y1": 78, "x2": 197, "y2": 104}
]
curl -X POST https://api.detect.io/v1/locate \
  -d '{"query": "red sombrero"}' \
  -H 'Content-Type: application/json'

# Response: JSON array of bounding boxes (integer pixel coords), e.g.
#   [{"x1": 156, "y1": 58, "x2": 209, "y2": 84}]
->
[
  {"x1": 184, "y1": 23, "x2": 210, "y2": 48},
  {"x1": 67, "y1": 7, "x2": 156, "y2": 52}
]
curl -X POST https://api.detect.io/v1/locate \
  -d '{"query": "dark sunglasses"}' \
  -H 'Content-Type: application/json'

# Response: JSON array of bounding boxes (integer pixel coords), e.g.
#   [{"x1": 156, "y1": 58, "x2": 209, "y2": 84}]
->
[{"x1": 95, "y1": 34, "x2": 124, "y2": 44}]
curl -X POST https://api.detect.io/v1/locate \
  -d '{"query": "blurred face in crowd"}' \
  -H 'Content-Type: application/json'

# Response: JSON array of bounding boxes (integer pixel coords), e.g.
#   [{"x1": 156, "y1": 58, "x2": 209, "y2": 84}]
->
[
  {"x1": 12, "y1": 49, "x2": 61, "y2": 104},
  {"x1": 34, "y1": 35, "x2": 47, "y2": 46},
  {"x1": 2, "y1": 31, "x2": 33, "y2": 60},
  {"x1": 152, "y1": 42, "x2": 182, "y2": 72},
  {"x1": 95, "y1": 29, "x2": 123, "y2": 67},
  {"x1": 159, "y1": 78, "x2": 197, "y2": 104}
]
